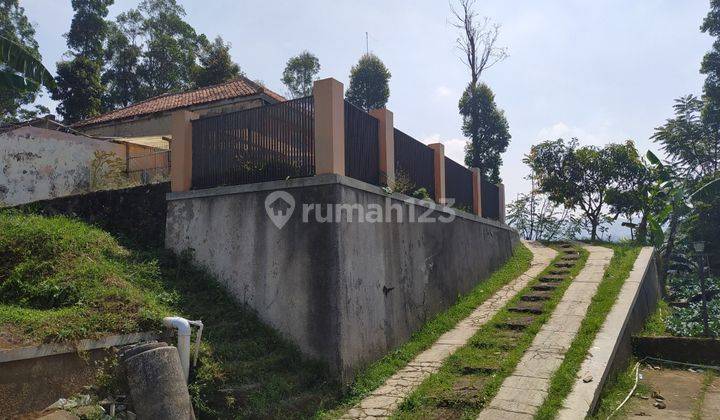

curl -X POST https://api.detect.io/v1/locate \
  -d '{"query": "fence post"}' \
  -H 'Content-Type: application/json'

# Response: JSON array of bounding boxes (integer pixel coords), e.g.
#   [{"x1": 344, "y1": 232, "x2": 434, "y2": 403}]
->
[
  {"x1": 428, "y1": 143, "x2": 446, "y2": 203},
  {"x1": 497, "y1": 182, "x2": 506, "y2": 223},
  {"x1": 471, "y1": 167, "x2": 482, "y2": 217},
  {"x1": 313, "y1": 78, "x2": 345, "y2": 176},
  {"x1": 170, "y1": 110, "x2": 198, "y2": 192},
  {"x1": 369, "y1": 108, "x2": 394, "y2": 186}
]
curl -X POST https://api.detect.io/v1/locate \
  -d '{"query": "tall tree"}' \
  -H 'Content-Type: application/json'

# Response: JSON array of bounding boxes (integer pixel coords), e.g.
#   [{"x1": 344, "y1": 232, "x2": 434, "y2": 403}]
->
[
  {"x1": 345, "y1": 53, "x2": 391, "y2": 111},
  {"x1": 192, "y1": 35, "x2": 241, "y2": 88},
  {"x1": 102, "y1": 12, "x2": 142, "y2": 109},
  {"x1": 135, "y1": 0, "x2": 200, "y2": 99},
  {"x1": 700, "y1": 0, "x2": 720, "y2": 143},
  {"x1": 0, "y1": 0, "x2": 47, "y2": 123},
  {"x1": 460, "y1": 83, "x2": 510, "y2": 183},
  {"x1": 451, "y1": 0, "x2": 509, "y2": 183},
  {"x1": 281, "y1": 51, "x2": 320, "y2": 98},
  {"x1": 53, "y1": 0, "x2": 113, "y2": 122},
  {"x1": 525, "y1": 138, "x2": 639, "y2": 241}
]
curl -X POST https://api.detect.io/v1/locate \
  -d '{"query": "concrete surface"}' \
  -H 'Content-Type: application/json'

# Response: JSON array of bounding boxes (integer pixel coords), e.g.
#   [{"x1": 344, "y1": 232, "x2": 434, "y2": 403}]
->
[
  {"x1": 477, "y1": 245, "x2": 614, "y2": 420},
  {"x1": 165, "y1": 174, "x2": 519, "y2": 380},
  {"x1": 558, "y1": 247, "x2": 660, "y2": 419},
  {"x1": 341, "y1": 241, "x2": 556, "y2": 418}
]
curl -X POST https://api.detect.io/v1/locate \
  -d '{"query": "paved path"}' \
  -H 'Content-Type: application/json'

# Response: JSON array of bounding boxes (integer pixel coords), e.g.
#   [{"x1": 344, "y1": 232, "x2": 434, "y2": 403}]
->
[
  {"x1": 341, "y1": 241, "x2": 556, "y2": 419},
  {"x1": 477, "y1": 245, "x2": 613, "y2": 420}
]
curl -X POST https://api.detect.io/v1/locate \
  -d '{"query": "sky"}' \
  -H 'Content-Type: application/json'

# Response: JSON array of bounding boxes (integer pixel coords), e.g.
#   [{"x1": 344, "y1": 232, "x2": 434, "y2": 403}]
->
[{"x1": 21, "y1": 0, "x2": 714, "y2": 205}]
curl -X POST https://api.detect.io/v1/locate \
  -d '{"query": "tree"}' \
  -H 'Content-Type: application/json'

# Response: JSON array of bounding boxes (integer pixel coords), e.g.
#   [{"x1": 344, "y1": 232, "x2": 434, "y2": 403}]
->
[
  {"x1": 451, "y1": 0, "x2": 510, "y2": 183},
  {"x1": 102, "y1": 12, "x2": 142, "y2": 109},
  {"x1": 507, "y1": 188, "x2": 582, "y2": 241},
  {"x1": 53, "y1": 0, "x2": 113, "y2": 122},
  {"x1": 0, "y1": 0, "x2": 50, "y2": 124},
  {"x1": 193, "y1": 35, "x2": 242, "y2": 88},
  {"x1": 525, "y1": 138, "x2": 638, "y2": 241},
  {"x1": 281, "y1": 51, "x2": 320, "y2": 98},
  {"x1": 460, "y1": 83, "x2": 510, "y2": 183},
  {"x1": 345, "y1": 53, "x2": 391, "y2": 111},
  {"x1": 700, "y1": 1, "x2": 720, "y2": 144},
  {"x1": 135, "y1": 0, "x2": 201, "y2": 99}
]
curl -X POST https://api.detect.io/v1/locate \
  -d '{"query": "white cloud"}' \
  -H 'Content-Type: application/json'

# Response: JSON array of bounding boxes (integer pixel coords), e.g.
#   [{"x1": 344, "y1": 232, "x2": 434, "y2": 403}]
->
[
  {"x1": 434, "y1": 85, "x2": 453, "y2": 98},
  {"x1": 536, "y1": 122, "x2": 607, "y2": 146},
  {"x1": 421, "y1": 134, "x2": 468, "y2": 166}
]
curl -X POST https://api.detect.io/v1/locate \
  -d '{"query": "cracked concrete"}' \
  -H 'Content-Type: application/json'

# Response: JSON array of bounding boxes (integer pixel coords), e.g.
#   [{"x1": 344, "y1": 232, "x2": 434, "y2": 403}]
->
[{"x1": 341, "y1": 241, "x2": 557, "y2": 419}]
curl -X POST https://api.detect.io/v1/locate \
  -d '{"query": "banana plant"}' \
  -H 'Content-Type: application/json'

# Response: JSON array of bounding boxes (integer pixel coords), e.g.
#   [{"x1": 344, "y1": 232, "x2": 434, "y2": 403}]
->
[{"x1": 0, "y1": 35, "x2": 55, "y2": 93}]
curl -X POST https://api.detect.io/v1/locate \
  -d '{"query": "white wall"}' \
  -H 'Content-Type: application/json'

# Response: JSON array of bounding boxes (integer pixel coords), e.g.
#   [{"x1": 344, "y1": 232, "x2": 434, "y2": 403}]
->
[{"x1": 0, "y1": 126, "x2": 124, "y2": 206}]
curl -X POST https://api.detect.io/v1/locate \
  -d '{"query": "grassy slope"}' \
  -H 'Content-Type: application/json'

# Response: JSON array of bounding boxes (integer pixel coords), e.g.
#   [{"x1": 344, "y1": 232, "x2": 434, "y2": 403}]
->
[
  {"x1": 535, "y1": 243, "x2": 641, "y2": 419},
  {"x1": 318, "y1": 243, "x2": 533, "y2": 417},
  {"x1": 393, "y1": 245, "x2": 589, "y2": 419},
  {"x1": 0, "y1": 210, "x2": 532, "y2": 418}
]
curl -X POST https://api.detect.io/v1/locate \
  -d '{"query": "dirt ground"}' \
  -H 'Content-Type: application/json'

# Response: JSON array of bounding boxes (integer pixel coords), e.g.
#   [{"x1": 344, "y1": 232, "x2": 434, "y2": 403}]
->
[{"x1": 621, "y1": 364, "x2": 719, "y2": 419}]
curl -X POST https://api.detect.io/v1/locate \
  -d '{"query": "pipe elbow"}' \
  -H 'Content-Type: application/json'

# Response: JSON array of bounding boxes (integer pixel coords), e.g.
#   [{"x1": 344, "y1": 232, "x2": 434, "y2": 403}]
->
[{"x1": 163, "y1": 316, "x2": 191, "y2": 336}]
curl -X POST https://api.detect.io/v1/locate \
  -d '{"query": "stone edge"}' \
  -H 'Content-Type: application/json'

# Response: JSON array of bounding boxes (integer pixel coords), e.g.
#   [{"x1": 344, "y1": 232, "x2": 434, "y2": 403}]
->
[
  {"x1": 165, "y1": 173, "x2": 515, "y2": 232},
  {"x1": 557, "y1": 246, "x2": 659, "y2": 418},
  {"x1": 0, "y1": 331, "x2": 160, "y2": 363}
]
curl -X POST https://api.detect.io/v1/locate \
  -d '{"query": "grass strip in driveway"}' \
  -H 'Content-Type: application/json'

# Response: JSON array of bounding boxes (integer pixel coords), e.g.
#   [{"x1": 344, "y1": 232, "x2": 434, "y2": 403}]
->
[
  {"x1": 535, "y1": 243, "x2": 641, "y2": 420},
  {"x1": 392, "y1": 244, "x2": 588, "y2": 419},
  {"x1": 318, "y1": 244, "x2": 533, "y2": 418}
]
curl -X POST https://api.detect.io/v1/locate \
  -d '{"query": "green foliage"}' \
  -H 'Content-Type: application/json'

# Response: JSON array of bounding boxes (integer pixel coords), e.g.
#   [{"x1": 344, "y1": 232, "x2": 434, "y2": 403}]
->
[
  {"x1": 53, "y1": 56, "x2": 105, "y2": 122},
  {"x1": 192, "y1": 35, "x2": 241, "y2": 88},
  {"x1": 281, "y1": 50, "x2": 320, "y2": 98},
  {"x1": 0, "y1": 1, "x2": 51, "y2": 123},
  {"x1": 700, "y1": 0, "x2": 720, "y2": 137},
  {"x1": 102, "y1": 16, "x2": 142, "y2": 109},
  {"x1": 53, "y1": 0, "x2": 112, "y2": 122},
  {"x1": 460, "y1": 82, "x2": 510, "y2": 184},
  {"x1": 506, "y1": 189, "x2": 582, "y2": 241},
  {"x1": 525, "y1": 139, "x2": 642, "y2": 241},
  {"x1": 345, "y1": 53, "x2": 391, "y2": 111},
  {"x1": 412, "y1": 187, "x2": 431, "y2": 201}
]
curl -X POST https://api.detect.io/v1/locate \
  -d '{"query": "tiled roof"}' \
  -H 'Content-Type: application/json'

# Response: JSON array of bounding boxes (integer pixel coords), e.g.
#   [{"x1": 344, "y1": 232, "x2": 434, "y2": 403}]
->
[{"x1": 74, "y1": 77, "x2": 286, "y2": 127}]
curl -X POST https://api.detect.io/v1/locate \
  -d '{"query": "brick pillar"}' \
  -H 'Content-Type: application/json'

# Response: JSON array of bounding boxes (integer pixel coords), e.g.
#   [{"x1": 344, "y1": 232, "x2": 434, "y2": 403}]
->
[
  {"x1": 369, "y1": 108, "x2": 394, "y2": 186},
  {"x1": 428, "y1": 143, "x2": 445, "y2": 203},
  {"x1": 471, "y1": 167, "x2": 482, "y2": 216},
  {"x1": 170, "y1": 110, "x2": 198, "y2": 192},
  {"x1": 313, "y1": 78, "x2": 345, "y2": 176},
  {"x1": 497, "y1": 182, "x2": 506, "y2": 223}
]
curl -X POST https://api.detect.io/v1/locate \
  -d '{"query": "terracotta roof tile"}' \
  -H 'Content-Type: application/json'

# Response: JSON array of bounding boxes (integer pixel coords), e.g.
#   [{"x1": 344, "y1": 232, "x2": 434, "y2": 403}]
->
[{"x1": 74, "y1": 76, "x2": 286, "y2": 127}]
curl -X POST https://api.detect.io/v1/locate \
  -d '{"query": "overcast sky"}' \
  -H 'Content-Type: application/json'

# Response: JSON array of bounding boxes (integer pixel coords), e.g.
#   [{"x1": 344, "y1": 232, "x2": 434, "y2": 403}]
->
[{"x1": 22, "y1": 0, "x2": 713, "y2": 202}]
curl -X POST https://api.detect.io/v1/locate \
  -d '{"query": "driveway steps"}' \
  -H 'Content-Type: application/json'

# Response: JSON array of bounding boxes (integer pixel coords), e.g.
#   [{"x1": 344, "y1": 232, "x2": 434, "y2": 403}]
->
[
  {"x1": 498, "y1": 315, "x2": 537, "y2": 330},
  {"x1": 555, "y1": 261, "x2": 576, "y2": 268},
  {"x1": 521, "y1": 291, "x2": 553, "y2": 302},
  {"x1": 532, "y1": 283, "x2": 558, "y2": 292},
  {"x1": 340, "y1": 241, "x2": 557, "y2": 419},
  {"x1": 477, "y1": 245, "x2": 613, "y2": 420},
  {"x1": 508, "y1": 301, "x2": 545, "y2": 314}
]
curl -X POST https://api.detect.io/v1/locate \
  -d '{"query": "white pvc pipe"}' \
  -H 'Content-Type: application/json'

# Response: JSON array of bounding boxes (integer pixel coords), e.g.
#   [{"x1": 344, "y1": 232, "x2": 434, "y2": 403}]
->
[{"x1": 162, "y1": 316, "x2": 191, "y2": 381}]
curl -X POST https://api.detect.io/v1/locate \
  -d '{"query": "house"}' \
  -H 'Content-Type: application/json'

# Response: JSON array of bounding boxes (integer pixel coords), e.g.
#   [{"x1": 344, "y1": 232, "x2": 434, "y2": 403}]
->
[{"x1": 73, "y1": 76, "x2": 286, "y2": 138}]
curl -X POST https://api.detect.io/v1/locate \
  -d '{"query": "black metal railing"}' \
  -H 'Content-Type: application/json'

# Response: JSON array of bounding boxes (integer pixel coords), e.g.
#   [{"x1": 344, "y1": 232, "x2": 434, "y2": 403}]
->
[
  {"x1": 191, "y1": 96, "x2": 314, "y2": 189},
  {"x1": 445, "y1": 157, "x2": 473, "y2": 211},
  {"x1": 482, "y1": 179, "x2": 500, "y2": 220},
  {"x1": 394, "y1": 128, "x2": 435, "y2": 199},
  {"x1": 344, "y1": 101, "x2": 380, "y2": 185}
]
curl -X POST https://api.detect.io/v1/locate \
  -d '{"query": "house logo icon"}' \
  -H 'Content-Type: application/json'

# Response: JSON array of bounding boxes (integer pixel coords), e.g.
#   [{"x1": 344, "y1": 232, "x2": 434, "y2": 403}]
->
[{"x1": 264, "y1": 190, "x2": 295, "y2": 229}]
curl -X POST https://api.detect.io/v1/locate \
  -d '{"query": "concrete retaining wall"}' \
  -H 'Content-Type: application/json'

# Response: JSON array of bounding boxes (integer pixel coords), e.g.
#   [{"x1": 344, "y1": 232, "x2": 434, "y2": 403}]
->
[
  {"x1": 165, "y1": 174, "x2": 519, "y2": 380},
  {"x1": 558, "y1": 247, "x2": 661, "y2": 419}
]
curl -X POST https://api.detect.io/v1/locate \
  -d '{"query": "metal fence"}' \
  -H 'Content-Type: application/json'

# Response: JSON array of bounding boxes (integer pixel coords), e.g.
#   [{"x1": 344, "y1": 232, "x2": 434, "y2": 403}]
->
[
  {"x1": 191, "y1": 96, "x2": 315, "y2": 189},
  {"x1": 444, "y1": 157, "x2": 474, "y2": 211},
  {"x1": 126, "y1": 149, "x2": 170, "y2": 184},
  {"x1": 394, "y1": 128, "x2": 436, "y2": 199},
  {"x1": 482, "y1": 179, "x2": 500, "y2": 220},
  {"x1": 344, "y1": 101, "x2": 380, "y2": 185}
]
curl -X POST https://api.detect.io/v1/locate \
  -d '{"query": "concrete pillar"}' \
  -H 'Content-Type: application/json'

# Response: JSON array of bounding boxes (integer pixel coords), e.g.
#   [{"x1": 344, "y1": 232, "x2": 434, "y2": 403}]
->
[
  {"x1": 369, "y1": 108, "x2": 394, "y2": 186},
  {"x1": 313, "y1": 78, "x2": 345, "y2": 176},
  {"x1": 170, "y1": 110, "x2": 198, "y2": 192},
  {"x1": 498, "y1": 182, "x2": 506, "y2": 223},
  {"x1": 471, "y1": 167, "x2": 482, "y2": 217},
  {"x1": 428, "y1": 143, "x2": 446, "y2": 203}
]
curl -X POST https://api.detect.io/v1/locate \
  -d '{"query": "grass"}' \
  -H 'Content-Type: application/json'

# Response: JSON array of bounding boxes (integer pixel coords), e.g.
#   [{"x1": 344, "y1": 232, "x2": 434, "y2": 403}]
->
[
  {"x1": 317, "y1": 243, "x2": 533, "y2": 417},
  {"x1": 392, "y1": 244, "x2": 589, "y2": 419},
  {"x1": 640, "y1": 299, "x2": 671, "y2": 336},
  {"x1": 1, "y1": 210, "x2": 534, "y2": 418},
  {"x1": 588, "y1": 358, "x2": 649, "y2": 419},
  {"x1": 535, "y1": 243, "x2": 641, "y2": 420}
]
